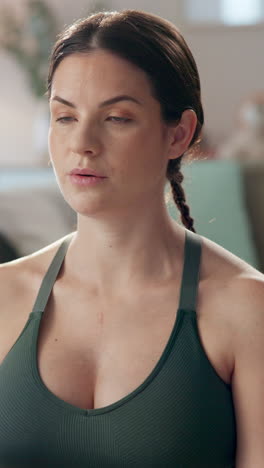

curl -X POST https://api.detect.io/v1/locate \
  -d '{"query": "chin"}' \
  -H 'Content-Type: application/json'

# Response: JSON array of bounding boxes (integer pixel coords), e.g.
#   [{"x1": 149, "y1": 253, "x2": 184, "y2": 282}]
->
[{"x1": 64, "y1": 193, "x2": 109, "y2": 217}]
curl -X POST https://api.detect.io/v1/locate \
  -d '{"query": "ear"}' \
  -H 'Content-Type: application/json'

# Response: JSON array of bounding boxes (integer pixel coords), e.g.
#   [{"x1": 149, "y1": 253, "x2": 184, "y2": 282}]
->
[{"x1": 167, "y1": 109, "x2": 198, "y2": 160}]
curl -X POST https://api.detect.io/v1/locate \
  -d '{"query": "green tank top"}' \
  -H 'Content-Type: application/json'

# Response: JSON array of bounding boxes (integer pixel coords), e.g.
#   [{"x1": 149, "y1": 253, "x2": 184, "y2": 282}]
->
[{"x1": 0, "y1": 229, "x2": 236, "y2": 467}]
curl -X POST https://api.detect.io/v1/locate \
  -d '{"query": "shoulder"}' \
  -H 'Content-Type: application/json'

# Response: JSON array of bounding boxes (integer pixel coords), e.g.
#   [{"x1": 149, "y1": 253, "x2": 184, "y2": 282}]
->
[
  {"x1": 199, "y1": 238, "x2": 264, "y2": 466},
  {"x1": 0, "y1": 235, "x2": 65, "y2": 275},
  {"x1": 0, "y1": 234, "x2": 69, "y2": 316},
  {"x1": 199, "y1": 232, "x2": 264, "y2": 354},
  {"x1": 199, "y1": 231, "x2": 264, "y2": 293},
  {"x1": 199, "y1": 231, "x2": 264, "y2": 315},
  {"x1": 0, "y1": 235, "x2": 70, "y2": 363}
]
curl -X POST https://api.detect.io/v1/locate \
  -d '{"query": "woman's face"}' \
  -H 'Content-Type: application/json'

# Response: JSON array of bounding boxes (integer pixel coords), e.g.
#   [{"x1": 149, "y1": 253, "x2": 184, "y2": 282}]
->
[{"x1": 49, "y1": 49, "x2": 175, "y2": 217}]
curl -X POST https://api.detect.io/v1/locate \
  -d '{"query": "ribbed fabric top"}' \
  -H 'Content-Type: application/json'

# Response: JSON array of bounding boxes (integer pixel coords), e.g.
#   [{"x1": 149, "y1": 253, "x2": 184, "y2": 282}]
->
[{"x1": 0, "y1": 229, "x2": 236, "y2": 467}]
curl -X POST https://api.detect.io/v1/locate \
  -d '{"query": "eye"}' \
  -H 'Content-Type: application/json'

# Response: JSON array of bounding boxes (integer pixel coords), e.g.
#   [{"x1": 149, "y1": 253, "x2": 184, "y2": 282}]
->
[
  {"x1": 107, "y1": 116, "x2": 132, "y2": 123},
  {"x1": 56, "y1": 117, "x2": 75, "y2": 123},
  {"x1": 55, "y1": 116, "x2": 132, "y2": 125}
]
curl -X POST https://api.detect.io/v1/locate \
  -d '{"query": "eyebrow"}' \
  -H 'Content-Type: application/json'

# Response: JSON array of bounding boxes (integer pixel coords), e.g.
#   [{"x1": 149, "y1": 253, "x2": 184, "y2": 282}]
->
[{"x1": 51, "y1": 94, "x2": 143, "y2": 108}]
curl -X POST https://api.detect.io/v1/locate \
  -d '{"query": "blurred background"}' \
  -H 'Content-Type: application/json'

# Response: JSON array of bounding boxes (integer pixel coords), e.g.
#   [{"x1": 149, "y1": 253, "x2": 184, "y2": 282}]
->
[{"x1": 0, "y1": 0, "x2": 264, "y2": 272}]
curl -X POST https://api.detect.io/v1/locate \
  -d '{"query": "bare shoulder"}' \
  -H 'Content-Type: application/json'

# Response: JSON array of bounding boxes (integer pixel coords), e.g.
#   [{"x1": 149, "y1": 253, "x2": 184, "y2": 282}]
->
[
  {"x1": 199, "y1": 236, "x2": 264, "y2": 466},
  {"x1": 0, "y1": 235, "x2": 69, "y2": 318},
  {"x1": 0, "y1": 234, "x2": 74, "y2": 364},
  {"x1": 198, "y1": 233, "x2": 264, "y2": 362},
  {"x1": 199, "y1": 232, "x2": 264, "y2": 295}
]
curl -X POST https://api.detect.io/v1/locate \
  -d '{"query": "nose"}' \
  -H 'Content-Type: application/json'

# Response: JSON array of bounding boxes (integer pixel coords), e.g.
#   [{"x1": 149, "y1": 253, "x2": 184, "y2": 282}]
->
[{"x1": 70, "y1": 120, "x2": 102, "y2": 157}]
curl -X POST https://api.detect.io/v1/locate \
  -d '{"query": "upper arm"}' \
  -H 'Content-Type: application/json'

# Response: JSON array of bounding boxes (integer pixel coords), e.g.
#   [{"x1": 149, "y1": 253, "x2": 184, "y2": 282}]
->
[{"x1": 230, "y1": 275, "x2": 264, "y2": 467}]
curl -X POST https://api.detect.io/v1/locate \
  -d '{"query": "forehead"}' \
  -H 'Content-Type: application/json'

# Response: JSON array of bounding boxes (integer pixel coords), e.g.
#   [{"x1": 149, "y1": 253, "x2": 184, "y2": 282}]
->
[{"x1": 51, "y1": 50, "x2": 154, "y2": 101}]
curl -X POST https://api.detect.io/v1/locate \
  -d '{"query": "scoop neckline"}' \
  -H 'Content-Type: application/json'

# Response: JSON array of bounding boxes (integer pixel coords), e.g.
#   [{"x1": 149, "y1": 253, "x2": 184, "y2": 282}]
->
[
  {"x1": 30, "y1": 229, "x2": 196, "y2": 417},
  {"x1": 31, "y1": 307, "x2": 191, "y2": 417}
]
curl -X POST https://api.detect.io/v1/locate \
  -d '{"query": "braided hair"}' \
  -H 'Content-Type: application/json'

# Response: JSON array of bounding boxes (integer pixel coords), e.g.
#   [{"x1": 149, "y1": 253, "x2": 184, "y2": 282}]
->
[{"x1": 166, "y1": 156, "x2": 196, "y2": 233}]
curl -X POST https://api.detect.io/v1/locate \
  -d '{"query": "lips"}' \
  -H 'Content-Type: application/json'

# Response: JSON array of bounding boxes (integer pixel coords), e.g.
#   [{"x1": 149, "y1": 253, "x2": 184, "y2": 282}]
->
[{"x1": 70, "y1": 168, "x2": 106, "y2": 177}]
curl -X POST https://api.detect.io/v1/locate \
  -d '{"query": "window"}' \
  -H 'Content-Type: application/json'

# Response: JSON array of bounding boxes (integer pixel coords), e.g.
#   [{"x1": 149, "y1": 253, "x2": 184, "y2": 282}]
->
[
  {"x1": 183, "y1": 0, "x2": 264, "y2": 25},
  {"x1": 221, "y1": 0, "x2": 262, "y2": 25}
]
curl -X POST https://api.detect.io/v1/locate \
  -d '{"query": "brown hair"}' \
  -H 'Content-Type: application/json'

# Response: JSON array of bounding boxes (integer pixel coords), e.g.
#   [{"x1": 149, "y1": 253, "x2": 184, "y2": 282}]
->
[{"x1": 47, "y1": 9, "x2": 204, "y2": 233}]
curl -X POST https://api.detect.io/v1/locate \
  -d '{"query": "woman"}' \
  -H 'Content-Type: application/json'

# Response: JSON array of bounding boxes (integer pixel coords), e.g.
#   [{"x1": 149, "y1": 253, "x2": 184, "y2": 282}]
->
[{"x1": 0, "y1": 9, "x2": 263, "y2": 468}]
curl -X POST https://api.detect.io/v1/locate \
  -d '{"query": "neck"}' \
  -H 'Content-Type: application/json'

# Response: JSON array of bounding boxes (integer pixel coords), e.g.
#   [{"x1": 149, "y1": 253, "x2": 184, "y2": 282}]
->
[{"x1": 63, "y1": 203, "x2": 185, "y2": 295}]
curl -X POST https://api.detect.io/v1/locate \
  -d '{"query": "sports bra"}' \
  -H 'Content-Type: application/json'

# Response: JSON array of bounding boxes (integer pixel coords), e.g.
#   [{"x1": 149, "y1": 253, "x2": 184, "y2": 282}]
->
[{"x1": 0, "y1": 229, "x2": 236, "y2": 467}]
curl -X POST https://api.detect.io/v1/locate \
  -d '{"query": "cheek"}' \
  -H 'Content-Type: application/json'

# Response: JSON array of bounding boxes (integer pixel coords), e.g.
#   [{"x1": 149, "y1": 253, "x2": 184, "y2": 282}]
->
[
  {"x1": 48, "y1": 127, "x2": 62, "y2": 160},
  {"x1": 116, "y1": 135, "x2": 165, "y2": 184},
  {"x1": 48, "y1": 126, "x2": 54, "y2": 152},
  {"x1": 131, "y1": 126, "x2": 165, "y2": 167}
]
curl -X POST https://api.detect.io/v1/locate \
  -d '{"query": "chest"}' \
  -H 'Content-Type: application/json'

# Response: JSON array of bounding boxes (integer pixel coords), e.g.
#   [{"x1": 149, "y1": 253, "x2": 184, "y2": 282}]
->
[
  {"x1": 36, "y1": 282, "x2": 231, "y2": 411},
  {"x1": 0, "y1": 301, "x2": 237, "y2": 468},
  {"x1": 36, "y1": 288, "x2": 180, "y2": 410}
]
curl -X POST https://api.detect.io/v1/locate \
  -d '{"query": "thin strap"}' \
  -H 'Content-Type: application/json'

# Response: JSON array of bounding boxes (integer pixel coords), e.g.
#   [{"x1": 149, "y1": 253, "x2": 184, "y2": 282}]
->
[
  {"x1": 31, "y1": 229, "x2": 202, "y2": 314},
  {"x1": 178, "y1": 230, "x2": 202, "y2": 312},
  {"x1": 31, "y1": 233, "x2": 75, "y2": 314}
]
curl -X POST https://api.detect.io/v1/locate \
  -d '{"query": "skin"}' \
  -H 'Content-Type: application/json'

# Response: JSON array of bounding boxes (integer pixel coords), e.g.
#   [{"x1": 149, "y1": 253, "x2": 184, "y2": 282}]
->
[{"x1": 48, "y1": 49, "x2": 197, "y2": 294}]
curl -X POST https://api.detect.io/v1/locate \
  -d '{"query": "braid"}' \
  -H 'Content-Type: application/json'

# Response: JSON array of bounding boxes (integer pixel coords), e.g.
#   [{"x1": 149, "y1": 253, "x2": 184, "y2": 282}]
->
[{"x1": 166, "y1": 156, "x2": 196, "y2": 233}]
